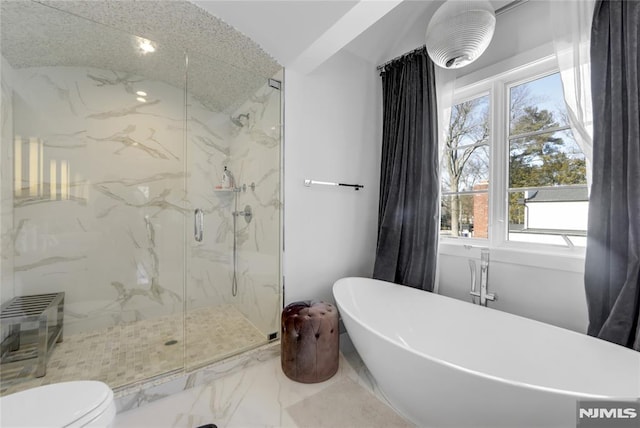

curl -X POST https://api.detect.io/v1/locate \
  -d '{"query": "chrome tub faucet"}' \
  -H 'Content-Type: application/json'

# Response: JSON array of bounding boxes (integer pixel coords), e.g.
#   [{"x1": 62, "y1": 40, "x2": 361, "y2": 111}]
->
[{"x1": 470, "y1": 248, "x2": 497, "y2": 306}]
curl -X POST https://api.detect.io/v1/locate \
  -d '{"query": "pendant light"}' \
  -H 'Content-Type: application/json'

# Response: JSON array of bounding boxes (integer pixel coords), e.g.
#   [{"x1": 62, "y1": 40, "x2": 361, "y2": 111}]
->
[{"x1": 425, "y1": 0, "x2": 496, "y2": 69}]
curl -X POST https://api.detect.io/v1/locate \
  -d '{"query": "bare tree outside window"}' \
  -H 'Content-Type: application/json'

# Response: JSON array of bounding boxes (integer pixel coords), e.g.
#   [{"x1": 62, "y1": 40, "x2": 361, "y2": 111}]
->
[{"x1": 441, "y1": 95, "x2": 489, "y2": 237}]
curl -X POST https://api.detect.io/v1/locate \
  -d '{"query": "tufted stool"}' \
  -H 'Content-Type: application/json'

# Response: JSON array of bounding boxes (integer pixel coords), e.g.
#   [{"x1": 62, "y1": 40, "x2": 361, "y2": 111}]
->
[{"x1": 281, "y1": 300, "x2": 339, "y2": 383}]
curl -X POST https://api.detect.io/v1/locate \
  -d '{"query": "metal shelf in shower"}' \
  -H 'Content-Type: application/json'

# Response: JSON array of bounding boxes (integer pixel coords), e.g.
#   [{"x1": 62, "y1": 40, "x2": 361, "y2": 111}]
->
[{"x1": 0, "y1": 292, "x2": 65, "y2": 377}]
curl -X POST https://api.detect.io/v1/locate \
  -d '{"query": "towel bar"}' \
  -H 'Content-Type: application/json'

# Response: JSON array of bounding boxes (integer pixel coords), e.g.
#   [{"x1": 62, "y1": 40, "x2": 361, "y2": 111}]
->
[{"x1": 303, "y1": 179, "x2": 364, "y2": 191}]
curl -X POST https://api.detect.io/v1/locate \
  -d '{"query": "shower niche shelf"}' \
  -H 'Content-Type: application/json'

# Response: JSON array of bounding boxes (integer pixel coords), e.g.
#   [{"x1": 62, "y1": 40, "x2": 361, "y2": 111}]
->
[
  {"x1": 213, "y1": 183, "x2": 255, "y2": 195},
  {"x1": 213, "y1": 188, "x2": 240, "y2": 196}
]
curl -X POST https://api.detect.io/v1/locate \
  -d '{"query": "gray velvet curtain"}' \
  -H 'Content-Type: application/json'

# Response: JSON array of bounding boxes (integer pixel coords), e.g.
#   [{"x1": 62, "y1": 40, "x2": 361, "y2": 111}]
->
[
  {"x1": 373, "y1": 47, "x2": 439, "y2": 291},
  {"x1": 585, "y1": 0, "x2": 640, "y2": 350}
]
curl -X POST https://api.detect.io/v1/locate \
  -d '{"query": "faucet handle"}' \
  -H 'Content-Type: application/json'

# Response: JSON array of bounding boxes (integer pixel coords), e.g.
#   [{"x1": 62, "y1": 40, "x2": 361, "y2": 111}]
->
[
  {"x1": 468, "y1": 260, "x2": 479, "y2": 303},
  {"x1": 485, "y1": 292, "x2": 497, "y2": 302}
]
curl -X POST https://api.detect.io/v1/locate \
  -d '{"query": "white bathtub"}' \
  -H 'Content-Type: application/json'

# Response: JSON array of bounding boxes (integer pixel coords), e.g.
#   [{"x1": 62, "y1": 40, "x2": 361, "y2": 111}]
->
[{"x1": 333, "y1": 277, "x2": 640, "y2": 427}]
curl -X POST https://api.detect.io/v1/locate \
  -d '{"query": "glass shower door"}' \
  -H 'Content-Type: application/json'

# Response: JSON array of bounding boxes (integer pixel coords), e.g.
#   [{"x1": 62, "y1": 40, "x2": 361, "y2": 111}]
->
[
  {"x1": 1, "y1": 1, "x2": 187, "y2": 393},
  {"x1": 185, "y1": 52, "x2": 282, "y2": 370}
]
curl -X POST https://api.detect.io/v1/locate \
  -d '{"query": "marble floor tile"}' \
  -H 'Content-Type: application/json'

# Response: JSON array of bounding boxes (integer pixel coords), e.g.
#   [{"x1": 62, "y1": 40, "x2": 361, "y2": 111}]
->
[
  {"x1": 286, "y1": 377, "x2": 412, "y2": 428},
  {"x1": 114, "y1": 351, "x2": 414, "y2": 428},
  {"x1": 1, "y1": 305, "x2": 265, "y2": 396}
]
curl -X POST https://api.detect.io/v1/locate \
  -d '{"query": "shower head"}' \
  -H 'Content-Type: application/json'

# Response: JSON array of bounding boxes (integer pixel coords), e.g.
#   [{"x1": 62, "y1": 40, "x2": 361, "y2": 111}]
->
[{"x1": 231, "y1": 113, "x2": 250, "y2": 127}]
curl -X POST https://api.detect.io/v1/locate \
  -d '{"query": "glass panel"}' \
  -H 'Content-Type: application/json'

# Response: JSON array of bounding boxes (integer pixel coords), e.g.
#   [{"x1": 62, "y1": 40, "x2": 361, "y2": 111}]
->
[
  {"x1": 508, "y1": 188, "x2": 588, "y2": 246},
  {"x1": 1, "y1": 0, "x2": 283, "y2": 396},
  {"x1": 185, "y1": 51, "x2": 282, "y2": 370},
  {"x1": 441, "y1": 144, "x2": 489, "y2": 193},
  {"x1": 440, "y1": 193, "x2": 489, "y2": 239},
  {"x1": 509, "y1": 72, "x2": 570, "y2": 135},
  {"x1": 508, "y1": 191, "x2": 527, "y2": 233},
  {"x1": 442, "y1": 93, "x2": 491, "y2": 245},
  {"x1": 1, "y1": 1, "x2": 186, "y2": 393},
  {"x1": 508, "y1": 73, "x2": 588, "y2": 246},
  {"x1": 509, "y1": 129, "x2": 587, "y2": 188},
  {"x1": 445, "y1": 95, "x2": 490, "y2": 151}
]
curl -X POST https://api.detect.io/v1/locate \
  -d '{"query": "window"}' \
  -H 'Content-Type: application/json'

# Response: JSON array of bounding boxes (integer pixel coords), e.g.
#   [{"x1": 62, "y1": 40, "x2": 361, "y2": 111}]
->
[
  {"x1": 507, "y1": 73, "x2": 587, "y2": 246},
  {"x1": 441, "y1": 94, "x2": 490, "y2": 238},
  {"x1": 440, "y1": 66, "x2": 589, "y2": 248}
]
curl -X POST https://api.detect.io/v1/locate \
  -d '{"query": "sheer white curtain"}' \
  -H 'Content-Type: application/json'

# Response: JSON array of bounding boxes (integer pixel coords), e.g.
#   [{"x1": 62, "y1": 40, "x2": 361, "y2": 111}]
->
[
  {"x1": 436, "y1": 67, "x2": 457, "y2": 153},
  {"x1": 433, "y1": 66, "x2": 456, "y2": 294},
  {"x1": 550, "y1": 0, "x2": 596, "y2": 185}
]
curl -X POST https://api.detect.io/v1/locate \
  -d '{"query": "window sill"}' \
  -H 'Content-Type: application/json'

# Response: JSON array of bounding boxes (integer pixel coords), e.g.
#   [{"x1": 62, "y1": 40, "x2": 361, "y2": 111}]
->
[{"x1": 439, "y1": 239, "x2": 586, "y2": 273}]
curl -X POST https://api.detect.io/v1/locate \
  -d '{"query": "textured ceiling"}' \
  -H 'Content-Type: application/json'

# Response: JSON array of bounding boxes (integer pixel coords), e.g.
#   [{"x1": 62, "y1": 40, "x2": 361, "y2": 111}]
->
[
  {"x1": 194, "y1": 1, "x2": 359, "y2": 66},
  {"x1": 0, "y1": 0, "x2": 282, "y2": 112}
]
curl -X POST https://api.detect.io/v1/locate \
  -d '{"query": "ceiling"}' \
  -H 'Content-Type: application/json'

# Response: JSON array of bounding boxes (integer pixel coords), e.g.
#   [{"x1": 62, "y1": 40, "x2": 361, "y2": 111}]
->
[
  {"x1": 0, "y1": 0, "x2": 281, "y2": 112},
  {"x1": 1, "y1": 0, "x2": 519, "y2": 109},
  {"x1": 195, "y1": 0, "x2": 517, "y2": 69},
  {"x1": 193, "y1": 1, "x2": 359, "y2": 66}
]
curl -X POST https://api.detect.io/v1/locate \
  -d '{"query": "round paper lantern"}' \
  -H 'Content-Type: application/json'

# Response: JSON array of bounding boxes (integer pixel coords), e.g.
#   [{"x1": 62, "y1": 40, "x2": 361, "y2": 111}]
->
[{"x1": 425, "y1": 0, "x2": 496, "y2": 69}]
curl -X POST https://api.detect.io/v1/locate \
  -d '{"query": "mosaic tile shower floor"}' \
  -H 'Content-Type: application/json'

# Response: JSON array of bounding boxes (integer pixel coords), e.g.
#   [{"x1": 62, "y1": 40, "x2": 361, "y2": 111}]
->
[{"x1": 0, "y1": 305, "x2": 266, "y2": 396}]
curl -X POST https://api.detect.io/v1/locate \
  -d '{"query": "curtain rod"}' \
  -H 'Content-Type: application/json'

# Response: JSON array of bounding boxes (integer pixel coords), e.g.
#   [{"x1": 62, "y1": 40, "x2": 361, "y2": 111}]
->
[
  {"x1": 495, "y1": 0, "x2": 528, "y2": 16},
  {"x1": 376, "y1": 46, "x2": 425, "y2": 71},
  {"x1": 375, "y1": 0, "x2": 529, "y2": 72}
]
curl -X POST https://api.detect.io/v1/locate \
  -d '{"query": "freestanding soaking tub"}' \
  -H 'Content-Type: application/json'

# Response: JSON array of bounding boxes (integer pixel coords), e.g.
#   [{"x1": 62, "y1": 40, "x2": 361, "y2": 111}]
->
[{"x1": 333, "y1": 277, "x2": 640, "y2": 427}]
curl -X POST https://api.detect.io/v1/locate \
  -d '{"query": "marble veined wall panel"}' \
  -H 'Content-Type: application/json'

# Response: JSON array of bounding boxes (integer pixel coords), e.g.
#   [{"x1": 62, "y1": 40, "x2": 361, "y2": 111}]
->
[
  {"x1": 7, "y1": 65, "x2": 197, "y2": 334},
  {"x1": 228, "y1": 78, "x2": 282, "y2": 337}
]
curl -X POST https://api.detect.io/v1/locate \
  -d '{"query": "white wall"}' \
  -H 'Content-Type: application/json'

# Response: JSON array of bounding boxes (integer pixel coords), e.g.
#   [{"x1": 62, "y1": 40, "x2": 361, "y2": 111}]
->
[
  {"x1": 338, "y1": 0, "x2": 588, "y2": 333},
  {"x1": 439, "y1": 246, "x2": 588, "y2": 333},
  {"x1": 283, "y1": 50, "x2": 381, "y2": 304},
  {"x1": 279, "y1": 0, "x2": 588, "y2": 333},
  {"x1": 457, "y1": 0, "x2": 554, "y2": 77}
]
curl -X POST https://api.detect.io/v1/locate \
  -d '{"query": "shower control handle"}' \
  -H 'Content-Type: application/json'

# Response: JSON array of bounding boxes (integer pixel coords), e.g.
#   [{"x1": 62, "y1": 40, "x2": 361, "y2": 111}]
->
[
  {"x1": 233, "y1": 205, "x2": 252, "y2": 224},
  {"x1": 194, "y1": 208, "x2": 204, "y2": 242}
]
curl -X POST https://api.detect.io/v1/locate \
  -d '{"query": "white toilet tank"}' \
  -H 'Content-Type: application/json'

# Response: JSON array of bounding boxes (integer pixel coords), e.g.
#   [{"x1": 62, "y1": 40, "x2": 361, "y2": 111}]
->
[{"x1": 0, "y1": 381, "x2": 116, "y2": 427}]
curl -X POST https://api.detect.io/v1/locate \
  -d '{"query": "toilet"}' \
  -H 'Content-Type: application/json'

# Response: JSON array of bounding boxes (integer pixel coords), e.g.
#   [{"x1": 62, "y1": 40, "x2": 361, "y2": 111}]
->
[{"x1": 0, "y1": 381, "x2": 116, "y2": 427}]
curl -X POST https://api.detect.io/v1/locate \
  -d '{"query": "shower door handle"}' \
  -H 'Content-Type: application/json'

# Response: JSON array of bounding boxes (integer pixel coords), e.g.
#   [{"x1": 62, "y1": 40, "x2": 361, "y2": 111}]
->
[{"x1": 194, "y1": 209, "x2": 204, "y2": 242}]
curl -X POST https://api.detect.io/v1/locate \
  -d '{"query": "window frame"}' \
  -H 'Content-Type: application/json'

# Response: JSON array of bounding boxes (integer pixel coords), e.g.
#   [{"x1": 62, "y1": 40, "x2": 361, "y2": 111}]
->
[{"x1": 440, "y1": 53, "x2": 588, "y2": 266}]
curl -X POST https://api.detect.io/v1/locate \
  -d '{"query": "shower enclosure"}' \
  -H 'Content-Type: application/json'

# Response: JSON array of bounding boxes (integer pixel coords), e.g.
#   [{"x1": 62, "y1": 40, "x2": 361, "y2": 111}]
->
[{"x1": 0, "y1": 1, "x2": 282, "y2": 395}]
